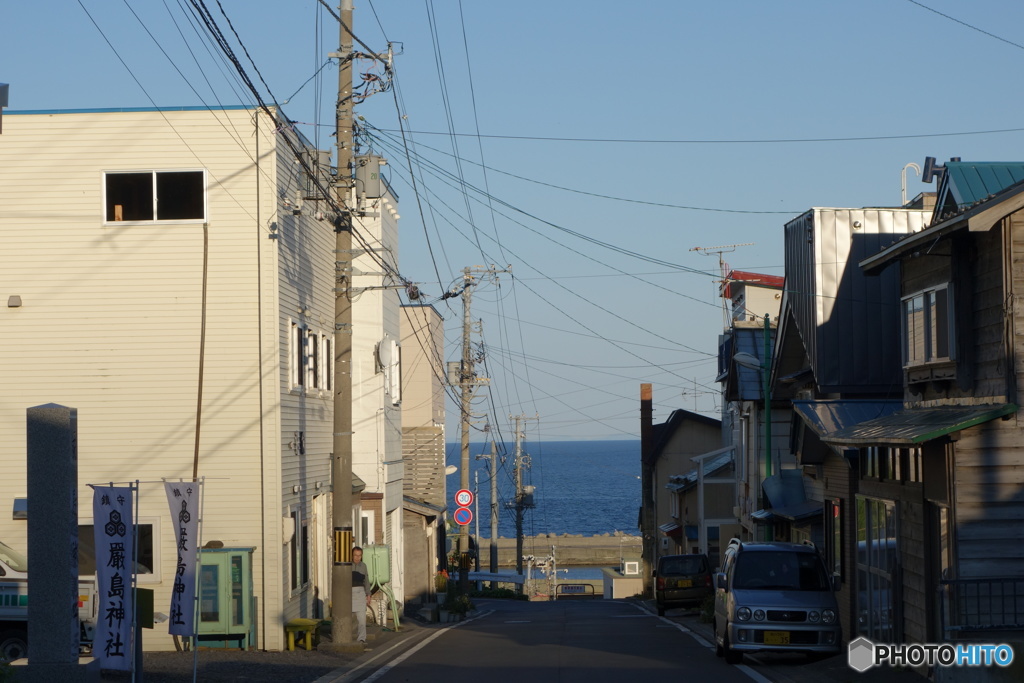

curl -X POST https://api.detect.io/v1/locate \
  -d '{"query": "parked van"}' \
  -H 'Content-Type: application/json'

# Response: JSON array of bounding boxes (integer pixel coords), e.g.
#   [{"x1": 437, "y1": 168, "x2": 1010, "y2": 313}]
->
[
  {"x1": 654, "y1": 553, "x2": 712, "y2": 616},
  {"x1": 713, "y1": 539, "x2": 841, "y2": 664}
]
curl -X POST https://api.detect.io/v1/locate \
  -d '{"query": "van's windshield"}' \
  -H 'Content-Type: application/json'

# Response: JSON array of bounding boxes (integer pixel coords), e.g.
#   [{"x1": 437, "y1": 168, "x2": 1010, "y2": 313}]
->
[
  {"x1": 733, "y1": 551, "x2": 829, "y2": 591},
  {"x1": 660, "y1": 556, "x2": 706, "y2": 575}
]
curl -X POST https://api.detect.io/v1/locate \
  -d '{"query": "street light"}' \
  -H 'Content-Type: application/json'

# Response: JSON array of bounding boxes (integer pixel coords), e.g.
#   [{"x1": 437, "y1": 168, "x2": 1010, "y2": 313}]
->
[{"x1": 734, "y1": 314, "x2": 773, "y2": 540}]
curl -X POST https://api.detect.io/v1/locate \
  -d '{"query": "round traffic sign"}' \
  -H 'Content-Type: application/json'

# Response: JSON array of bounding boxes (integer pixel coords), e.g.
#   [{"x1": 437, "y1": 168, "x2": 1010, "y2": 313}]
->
[
  {"x1": 453, "y1": 506, "x2": 473, "y2": 526},
  {"x1": 455, "y1": 489, "x2": 474, "y2": 507}
]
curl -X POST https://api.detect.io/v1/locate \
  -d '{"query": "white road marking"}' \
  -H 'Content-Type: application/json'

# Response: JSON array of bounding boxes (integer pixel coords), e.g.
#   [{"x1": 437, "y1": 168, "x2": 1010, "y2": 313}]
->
[
  {"x1": 631, "y1": 603, "x2": 772, "y2": 683},
  {"x1": 315, "y1": 610, "x2": 494, "y2": 683}
]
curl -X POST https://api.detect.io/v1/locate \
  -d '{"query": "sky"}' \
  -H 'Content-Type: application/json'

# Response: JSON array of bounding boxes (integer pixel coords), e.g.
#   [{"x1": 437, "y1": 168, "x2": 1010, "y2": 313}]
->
[{"x1": 5, "y1": 0, "x2": 1024, "y2": 447}]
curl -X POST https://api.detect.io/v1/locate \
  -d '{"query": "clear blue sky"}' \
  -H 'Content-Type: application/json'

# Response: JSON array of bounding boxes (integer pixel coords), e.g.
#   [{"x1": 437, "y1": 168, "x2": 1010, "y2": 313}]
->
[{"x1": 5, "y1": 0, "x2": 1024, "y2": 443}]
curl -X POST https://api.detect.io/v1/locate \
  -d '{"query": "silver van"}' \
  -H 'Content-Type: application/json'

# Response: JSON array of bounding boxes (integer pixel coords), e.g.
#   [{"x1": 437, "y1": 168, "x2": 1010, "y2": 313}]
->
[{"x1": 713, "y1": 539, "x2": 841, "y2": 663}]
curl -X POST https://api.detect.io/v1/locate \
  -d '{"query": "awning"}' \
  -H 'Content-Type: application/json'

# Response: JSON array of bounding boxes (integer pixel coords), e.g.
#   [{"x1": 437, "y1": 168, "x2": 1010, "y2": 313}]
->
[
  {"x1": 658, "y1": 522, "x2": 682, "y2": 538},
  {"x1": 822, "y1": 404, "x2": 1017, "y2": 446},
  {"x1": 792, "y1": 399, "x2": 903, "y2": 438},
  {"x1": 751, "y1": 500, "x2": 822, "y2": 523}
]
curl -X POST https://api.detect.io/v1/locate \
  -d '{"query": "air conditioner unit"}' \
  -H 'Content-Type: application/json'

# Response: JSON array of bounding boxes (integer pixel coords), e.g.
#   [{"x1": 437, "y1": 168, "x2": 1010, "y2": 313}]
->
[{"x1": 623, "y1": 561, "x2": 639, "y2": 576}]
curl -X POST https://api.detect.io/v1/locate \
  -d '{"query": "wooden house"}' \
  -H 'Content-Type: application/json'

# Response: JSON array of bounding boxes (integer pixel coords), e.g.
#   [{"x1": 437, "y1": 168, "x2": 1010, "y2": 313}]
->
[{"x1": 820, "y1": 162, "x2": 1024, "y2": 647}]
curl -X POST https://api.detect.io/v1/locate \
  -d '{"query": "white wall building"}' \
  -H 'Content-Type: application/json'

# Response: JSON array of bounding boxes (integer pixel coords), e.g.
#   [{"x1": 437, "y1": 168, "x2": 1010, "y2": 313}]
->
[
  {"x1": 348, "y1": 156, "x2": 405, "y2": 608},
  {"x1": 0, "y1": 105, "x2": 347, "y2": 651}
]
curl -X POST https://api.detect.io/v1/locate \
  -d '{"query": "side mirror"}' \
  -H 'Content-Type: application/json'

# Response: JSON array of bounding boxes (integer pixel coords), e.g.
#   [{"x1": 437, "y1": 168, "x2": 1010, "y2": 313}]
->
[{"x1": 716, "y1": 572, "x2": 728, "y2": 591}]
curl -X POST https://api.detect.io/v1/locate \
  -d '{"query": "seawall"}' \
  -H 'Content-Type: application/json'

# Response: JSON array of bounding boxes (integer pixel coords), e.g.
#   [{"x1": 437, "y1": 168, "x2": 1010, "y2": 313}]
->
[{"x1": 473, "y1": 533, "x2": 642, "y2": 567}]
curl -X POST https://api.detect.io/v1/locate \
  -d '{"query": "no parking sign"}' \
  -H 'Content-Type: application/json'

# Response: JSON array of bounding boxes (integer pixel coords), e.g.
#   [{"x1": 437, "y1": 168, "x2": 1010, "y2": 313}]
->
[{"x1": 453, "y1": 506, "x2": 473, "y2": 526}]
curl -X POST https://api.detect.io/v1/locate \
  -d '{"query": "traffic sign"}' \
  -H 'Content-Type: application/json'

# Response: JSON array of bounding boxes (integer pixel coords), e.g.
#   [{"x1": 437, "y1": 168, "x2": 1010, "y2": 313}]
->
[
  {"x1": 453, "y1": 506, "x2": 473, "y2": 526},
  {"x1": 454, "y1": 489, "x2": 474, "y2": 507}
]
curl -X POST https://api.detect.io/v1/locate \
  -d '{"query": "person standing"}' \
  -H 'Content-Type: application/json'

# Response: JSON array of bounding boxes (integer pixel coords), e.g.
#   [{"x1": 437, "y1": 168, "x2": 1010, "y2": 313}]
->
[{"x1": 351, "y1": 547, "x2": 372, "y2": 644}]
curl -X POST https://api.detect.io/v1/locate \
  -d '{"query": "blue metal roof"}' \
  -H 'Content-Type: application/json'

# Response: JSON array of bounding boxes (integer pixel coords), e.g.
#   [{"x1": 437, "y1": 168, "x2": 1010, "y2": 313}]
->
[
  {"x1": 792, "y1": 399, "x2": 903, "y2": 438},
  {"x1": 937, "y1": 162, "x2": 1024, "y2": 218},
  {"x1": 732, "y1": 327, "x2": 773, "y2": 401}
]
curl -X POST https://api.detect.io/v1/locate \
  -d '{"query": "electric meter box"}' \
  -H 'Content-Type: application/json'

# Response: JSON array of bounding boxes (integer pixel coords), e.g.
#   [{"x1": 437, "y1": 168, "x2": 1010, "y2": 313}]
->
[{"x1": 364, "y1": 544, "x2": 391, "y2": 585}]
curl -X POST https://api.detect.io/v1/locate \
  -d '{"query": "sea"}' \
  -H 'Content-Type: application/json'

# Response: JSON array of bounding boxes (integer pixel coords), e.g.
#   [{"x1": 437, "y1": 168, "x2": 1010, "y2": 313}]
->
[{"x1": 444, "y1": 439, "x2": 641, "y2": 540}]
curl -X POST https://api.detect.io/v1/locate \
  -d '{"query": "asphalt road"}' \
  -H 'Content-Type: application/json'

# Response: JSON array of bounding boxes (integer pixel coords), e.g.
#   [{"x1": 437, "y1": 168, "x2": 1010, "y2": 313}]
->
[{"x1": 352, "y1": 599, "x2": 762, "y2": 683}]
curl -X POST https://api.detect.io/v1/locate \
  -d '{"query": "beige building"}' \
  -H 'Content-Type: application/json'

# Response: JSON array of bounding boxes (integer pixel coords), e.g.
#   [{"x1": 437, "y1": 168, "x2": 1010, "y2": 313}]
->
[
  {"x1": 399, "y1": 304, "x2": 446, "y2": 606},
  {"x1": 0, "y1": 105, "x2": 360, "y2": 651}
]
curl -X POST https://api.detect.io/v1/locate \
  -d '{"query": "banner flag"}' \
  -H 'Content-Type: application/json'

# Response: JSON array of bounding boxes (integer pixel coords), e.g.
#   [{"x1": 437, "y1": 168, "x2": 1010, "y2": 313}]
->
[
  {"x1": 165, "y1": 481, "x2": 200, "y2": 636},
  {"x1": 92, "y1": 486, "x2": 134, "y2": 671}
]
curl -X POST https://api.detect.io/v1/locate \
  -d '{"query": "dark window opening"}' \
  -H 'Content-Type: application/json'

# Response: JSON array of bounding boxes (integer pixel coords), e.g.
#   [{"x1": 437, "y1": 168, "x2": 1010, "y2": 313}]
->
[
  {"x1": 78, "y1": 523, "x2": 155, "y2": 575},
  {"x1": 106, "y1": 170, "x2": 204, "y2": 222}
]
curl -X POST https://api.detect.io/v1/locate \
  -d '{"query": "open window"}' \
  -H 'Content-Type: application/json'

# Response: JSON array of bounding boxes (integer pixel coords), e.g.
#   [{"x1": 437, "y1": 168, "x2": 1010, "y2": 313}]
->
[{"x1": 104, "y1": 170, "x2": 206, "y2": 222}]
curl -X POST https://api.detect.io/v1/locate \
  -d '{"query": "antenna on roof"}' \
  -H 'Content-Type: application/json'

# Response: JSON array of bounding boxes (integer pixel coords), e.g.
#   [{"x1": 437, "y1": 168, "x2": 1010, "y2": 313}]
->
[
  {"x1": 691, "y1": 243, "x2": 755, "y2": 327},
  {"x1": 922, "y1": 156, "x2": 961, "y2": 184}
]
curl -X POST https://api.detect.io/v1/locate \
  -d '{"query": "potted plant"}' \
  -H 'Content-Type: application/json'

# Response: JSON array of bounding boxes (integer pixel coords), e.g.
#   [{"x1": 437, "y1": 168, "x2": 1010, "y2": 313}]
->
[
  {"x1": 449, "y1": 593, "x2": 473, "y2": 620},
  {"x1": 435, "y1": 570, "x2": 449, "y2": 603}
]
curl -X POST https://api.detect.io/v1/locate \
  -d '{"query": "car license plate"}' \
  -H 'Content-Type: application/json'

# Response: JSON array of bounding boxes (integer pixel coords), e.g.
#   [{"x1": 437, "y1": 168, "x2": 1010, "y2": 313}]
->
[
  {"x1": 764, "y1": 631, "x2": 790, "y2": 645},
  {"x1": 674, "y1": 579, "x2": 692, "y2": 588}
]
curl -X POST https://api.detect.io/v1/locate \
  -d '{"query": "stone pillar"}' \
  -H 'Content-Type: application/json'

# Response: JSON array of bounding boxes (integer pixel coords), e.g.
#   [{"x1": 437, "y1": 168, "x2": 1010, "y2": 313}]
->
[{"x1": 22, "y1": 404, "x2": 98, "y2": 682}]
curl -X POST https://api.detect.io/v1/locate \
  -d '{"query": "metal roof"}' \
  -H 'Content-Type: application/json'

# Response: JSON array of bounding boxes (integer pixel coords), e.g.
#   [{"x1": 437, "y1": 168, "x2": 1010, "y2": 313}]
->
[
  {"x1": 732, "y1": 327, "x2": 771, "y2": 401},
  {"x1": 941, "y1": 162, "x2": 1024, "y2": 211},
  {"x1": 822, "y1": 404, "x2": 1017, "y2": 446},
  {"x1": 792, "y1": 399, "x2": 903, "y2": 437},
  {"x1": 665, "y1": 448, "x2": 734, "y2": 493}
]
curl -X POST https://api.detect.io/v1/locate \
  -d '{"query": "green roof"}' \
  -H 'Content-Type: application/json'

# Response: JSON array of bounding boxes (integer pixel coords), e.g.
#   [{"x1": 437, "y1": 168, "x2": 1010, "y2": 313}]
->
[
  {"x1": 937, "y1": 162, "x2": 1024, "y2": 218},
  {"x1": 822, "y1": 404, "x2": 1017, "y2": 446}
]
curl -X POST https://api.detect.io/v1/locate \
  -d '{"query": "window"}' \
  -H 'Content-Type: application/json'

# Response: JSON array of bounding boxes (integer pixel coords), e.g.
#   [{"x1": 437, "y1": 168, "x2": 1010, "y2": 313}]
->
[
  {"x1": 104, "y1": 170, "x2": 206, "y2": 222},
  {"x1": 902, "y1": 285, "x2": 954, "y2": 366},
  {"x1": 826, "y1": 499, "x2": 843, "y2": 579},
  {"x1": 289, "y1": 509, "x2": 309, "y2": 591},
  {"x1": 78, "y1": 522, "x2": 156, "y2": 578},
  {"x1": 290, "y1": 322, "x2": 332, "y2": 392}
]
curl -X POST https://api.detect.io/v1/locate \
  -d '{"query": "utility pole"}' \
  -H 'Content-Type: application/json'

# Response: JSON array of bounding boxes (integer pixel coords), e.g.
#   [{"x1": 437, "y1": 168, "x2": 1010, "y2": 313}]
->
[
  {"x1": 454, "y1": 266, "x2": 509, "y2": 557},
  {"x1": 330, "y1": 0, "x2": 356, "y2": 649},
  {"x1": 474, "y1": 440, "x2": 500, "y2": 588},
  {"x1": 509, "y1": 414, "x2": 537, "y2": 582}
]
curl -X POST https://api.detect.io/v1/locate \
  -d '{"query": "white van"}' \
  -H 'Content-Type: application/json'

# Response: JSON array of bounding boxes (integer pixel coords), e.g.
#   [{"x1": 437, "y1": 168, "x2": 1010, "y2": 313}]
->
[{"x1": 713, "y1": 539, "x2": 841, "y2": 664}]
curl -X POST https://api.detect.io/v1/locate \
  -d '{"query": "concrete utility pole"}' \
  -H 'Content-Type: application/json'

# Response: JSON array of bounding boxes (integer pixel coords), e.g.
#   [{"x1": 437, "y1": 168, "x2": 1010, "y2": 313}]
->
[
  {"x1": 510, "y1": 414, "x2": 537, "y2": 581},
  {"x1": 330, "y1": 0, "x2": 356, "y2": 648},
  {"x1": 455, "y1": 266, "x2": 509, "y2": 556},
  {"x1": 474, "y1": 440, "x2": 500, "y2": 587}
]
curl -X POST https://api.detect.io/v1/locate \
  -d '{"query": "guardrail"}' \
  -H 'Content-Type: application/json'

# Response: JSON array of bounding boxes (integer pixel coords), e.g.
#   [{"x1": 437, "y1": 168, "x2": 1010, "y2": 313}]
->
[
  {"x1": 555, "y1": 583, "x2": 596, "y2": 600},
  {"x1": 940, "y1": 577, "x2": 1024, "y2": 635}
]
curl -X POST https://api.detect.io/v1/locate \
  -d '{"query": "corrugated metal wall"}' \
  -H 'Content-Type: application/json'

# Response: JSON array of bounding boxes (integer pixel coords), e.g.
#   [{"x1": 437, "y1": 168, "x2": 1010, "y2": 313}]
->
[{"x1": 784, "y1": 209, "x2": 929, "y2": 394}]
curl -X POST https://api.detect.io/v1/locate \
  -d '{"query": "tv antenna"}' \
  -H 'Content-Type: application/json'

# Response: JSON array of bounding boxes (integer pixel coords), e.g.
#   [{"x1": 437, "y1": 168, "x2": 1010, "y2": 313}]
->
[{"x1": 690, "y1": 243, "x2": 754, "y2": 326}]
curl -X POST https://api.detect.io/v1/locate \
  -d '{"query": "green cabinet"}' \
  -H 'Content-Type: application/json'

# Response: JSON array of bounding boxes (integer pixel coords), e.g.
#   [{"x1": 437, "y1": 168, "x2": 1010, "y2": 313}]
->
[{"x1": 198, "y1": 547, "x2": 255, "y2": 649}]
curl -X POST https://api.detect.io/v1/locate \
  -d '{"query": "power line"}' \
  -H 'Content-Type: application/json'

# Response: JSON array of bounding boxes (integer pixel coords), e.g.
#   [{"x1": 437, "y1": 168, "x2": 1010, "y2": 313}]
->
[
  {"x1": 904, "y1": 0, "x2": 1024, "y2": 52},
  {"x1": 374, "y1": 124, "x2": 1024, "y2": 145}
]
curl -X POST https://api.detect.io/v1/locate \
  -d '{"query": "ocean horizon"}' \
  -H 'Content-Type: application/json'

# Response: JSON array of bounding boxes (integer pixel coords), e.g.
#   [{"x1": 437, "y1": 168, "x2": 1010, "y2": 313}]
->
[{"x1": 445, "y1": 439, "x2": 641, "y2": 538}]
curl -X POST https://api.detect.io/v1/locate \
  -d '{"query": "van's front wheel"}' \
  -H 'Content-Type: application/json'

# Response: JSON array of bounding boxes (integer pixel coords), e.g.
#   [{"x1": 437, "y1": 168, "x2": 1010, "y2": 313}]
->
[{"x1": 0, "y1": 629, "x2": 28, "y2": 662}]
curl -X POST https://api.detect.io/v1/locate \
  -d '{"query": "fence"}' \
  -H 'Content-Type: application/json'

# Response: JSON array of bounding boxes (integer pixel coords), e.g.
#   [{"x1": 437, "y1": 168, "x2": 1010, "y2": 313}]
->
[{"x1": 940, "y1": 577, "x2": 1024, "y2": 636}]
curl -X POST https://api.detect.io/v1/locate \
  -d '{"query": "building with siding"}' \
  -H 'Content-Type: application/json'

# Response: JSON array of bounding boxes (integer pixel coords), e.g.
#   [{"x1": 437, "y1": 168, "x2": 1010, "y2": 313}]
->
[
  {"x1": 347, "y1": 155, "x2": 407, "y2": 611},
  {"x1": 0, "y1": 106, "x2": 360, "y2": 651},
  {"x1": 819, "y1": 163, "x2": 1024, "y2": 652},
  {"x1": 399, "y1": 304, "x2": 446, "y2": 607},
  {"x1": 772, "y1": 206, "x2": 929, "y2": 643}
]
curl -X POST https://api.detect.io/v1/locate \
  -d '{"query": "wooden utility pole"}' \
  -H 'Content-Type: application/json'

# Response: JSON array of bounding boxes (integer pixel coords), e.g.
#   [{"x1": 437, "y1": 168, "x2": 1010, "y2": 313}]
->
[{"x1": 330, "y1": 0, "x2": 355, "y2": 648}]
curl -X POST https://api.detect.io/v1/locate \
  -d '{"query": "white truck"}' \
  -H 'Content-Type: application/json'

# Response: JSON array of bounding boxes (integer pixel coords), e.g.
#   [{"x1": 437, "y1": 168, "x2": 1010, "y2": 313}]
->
[{"x1": 0, "y1": 540, "x2": 98, "y2": 661}]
